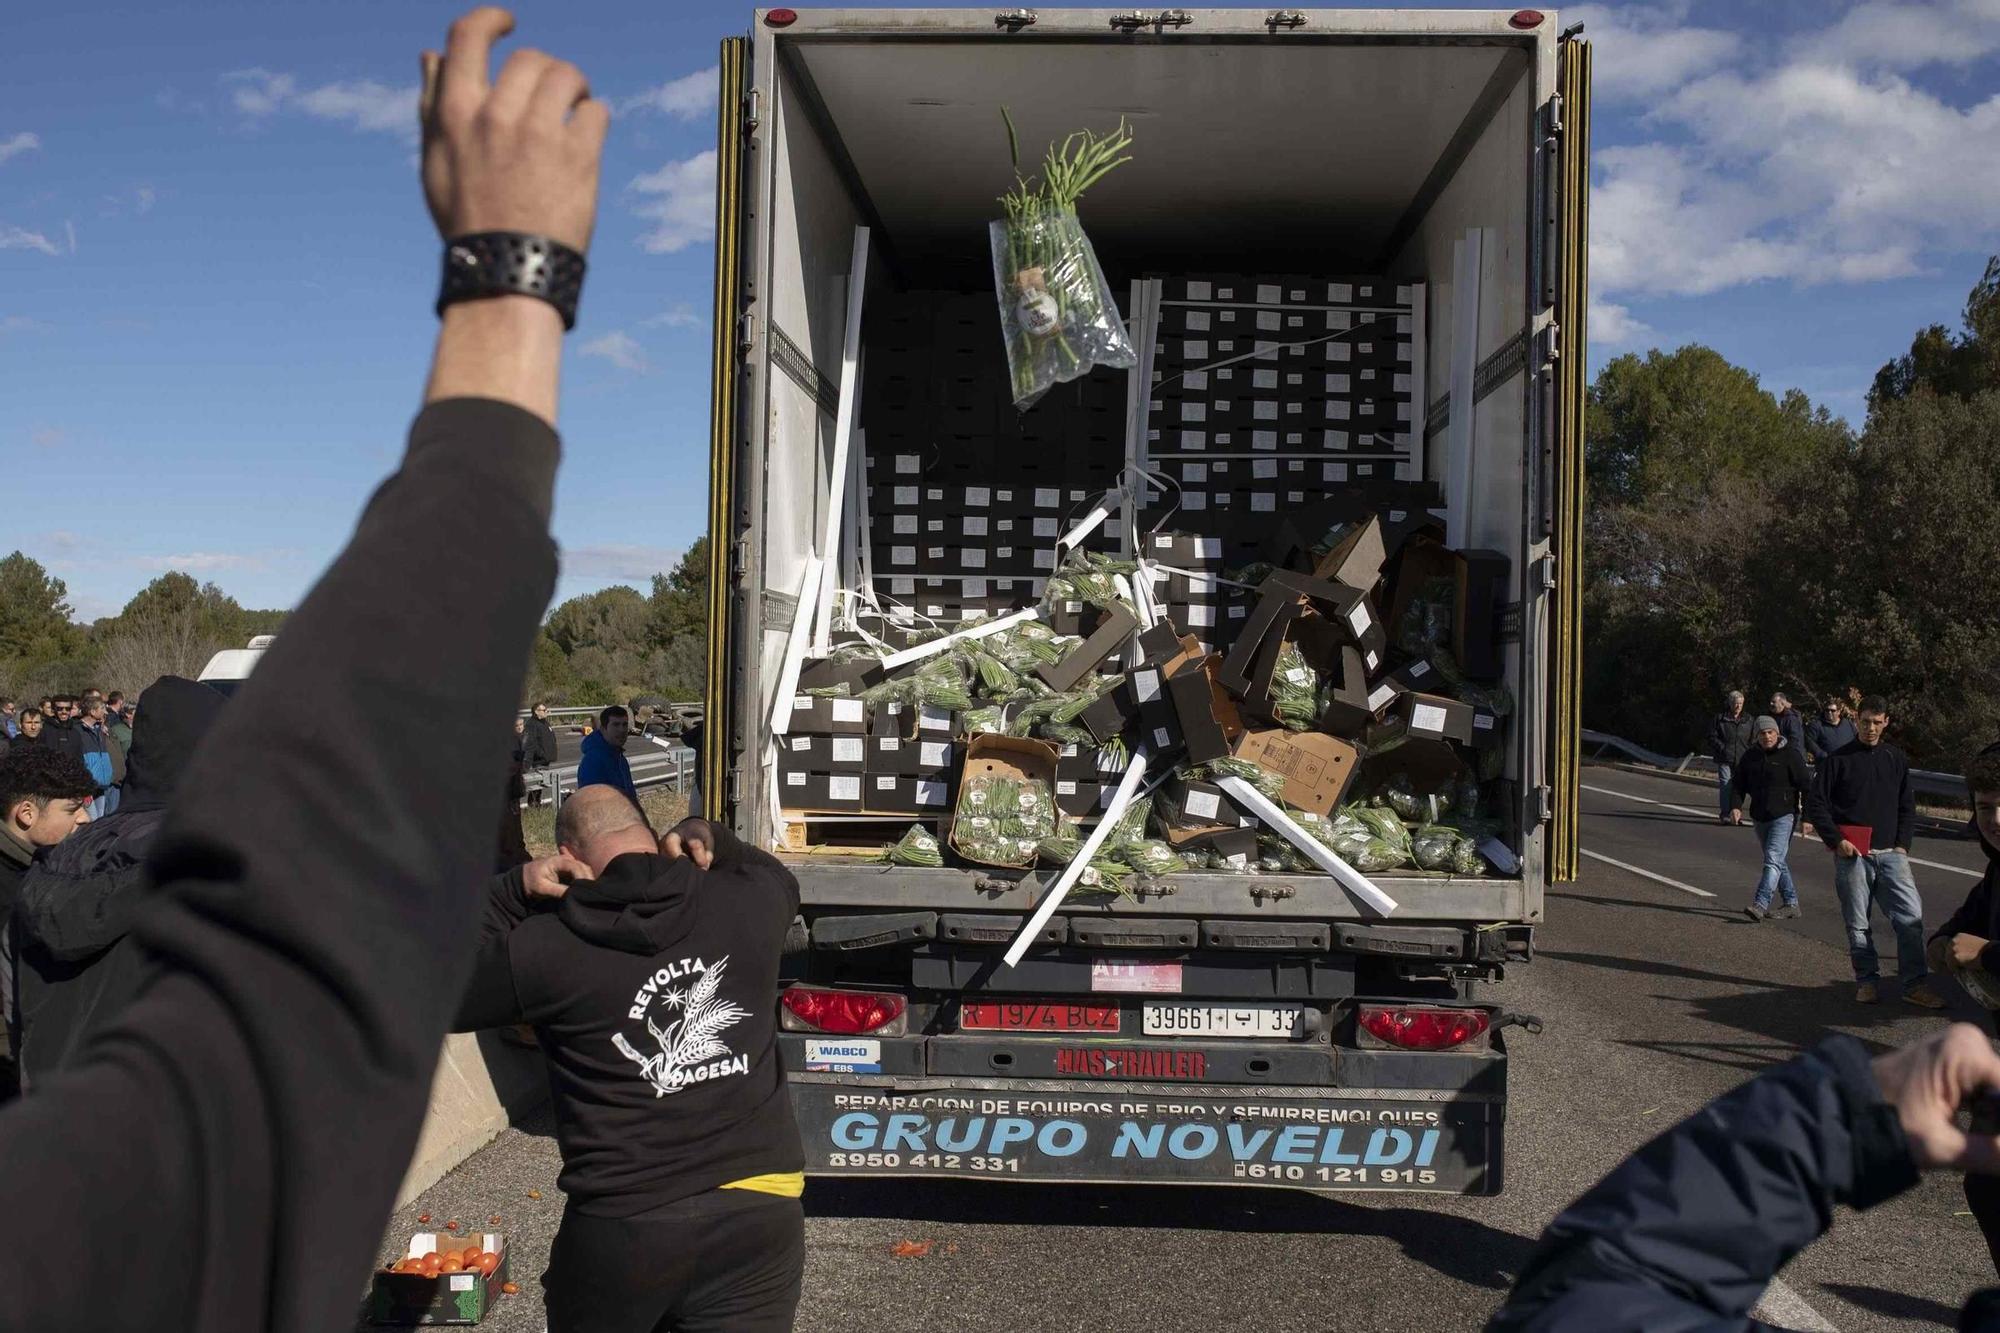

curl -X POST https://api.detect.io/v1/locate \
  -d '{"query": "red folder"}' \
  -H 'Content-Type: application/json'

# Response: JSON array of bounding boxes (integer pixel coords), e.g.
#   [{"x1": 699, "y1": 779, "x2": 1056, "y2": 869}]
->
[{"x1": 1838, "y1": 824, "x2": 1873, "y2": 855}]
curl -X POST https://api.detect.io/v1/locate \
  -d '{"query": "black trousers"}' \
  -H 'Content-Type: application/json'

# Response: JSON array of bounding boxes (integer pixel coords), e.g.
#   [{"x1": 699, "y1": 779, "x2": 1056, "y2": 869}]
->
[
  {"x1": 1969, "y1": 1170, "x2": 2000, "y2": 1278},
  {"x1": 543, "y1": 1189, "x2": 804, "y2": 1333}
]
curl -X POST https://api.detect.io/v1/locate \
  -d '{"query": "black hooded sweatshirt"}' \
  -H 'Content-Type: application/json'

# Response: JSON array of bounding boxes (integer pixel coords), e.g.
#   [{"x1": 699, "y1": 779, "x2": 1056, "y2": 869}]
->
[
  {"x1": 1932, "y1": 741, "x2": 2000, "y2": 982},
  {"x1": 8, "y1": 676, "x2": 227, "y2": 1086},
  {"x1": 453, "y1": 823, "x2": 803, "y2": 1216}
]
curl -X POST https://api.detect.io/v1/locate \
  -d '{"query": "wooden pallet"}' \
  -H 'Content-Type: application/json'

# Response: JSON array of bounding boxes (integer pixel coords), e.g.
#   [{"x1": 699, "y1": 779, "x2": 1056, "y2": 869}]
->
[{"x1": 775, "y1": 812, "x2": 943, "y2": 856}]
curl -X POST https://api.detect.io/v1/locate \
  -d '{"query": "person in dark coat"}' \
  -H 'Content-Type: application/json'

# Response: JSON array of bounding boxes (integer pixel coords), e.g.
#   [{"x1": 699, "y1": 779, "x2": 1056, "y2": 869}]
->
[
  {"x1": 7, "y1": 708, "x2": 46, "y2": 752},
  {"x1": 0, "y1": 747, "x2": 99, "y2": 1099},
  {"x1": 1767, "y1": 690, "x2": 1805, "y2": 753},
  {"x1": 1926, "y1": 742, "x2": 2000, "y2": 1273},
  {"x1": 1489, "y1": 1022, "x2": 2000, "y2": 1331},
  {"x1": 8, "y1": 676, "x2": 227, "y2": 1089},
  {"x1": 1805, "y1": 695, "x2": 1856, "y2": 765},
  {"x1": 522, "y1": 700, "x2": 560, "y2": 808},
  {"x1": 1804, "y1": 696, "x2": 1945, "y2": 1008},
  {"x1": 1729, "y1": 715, "x2": 1811, "y2": 921},
  {"x1": 1707, "y1": 690, "x2": 1754, "y2": 821}
]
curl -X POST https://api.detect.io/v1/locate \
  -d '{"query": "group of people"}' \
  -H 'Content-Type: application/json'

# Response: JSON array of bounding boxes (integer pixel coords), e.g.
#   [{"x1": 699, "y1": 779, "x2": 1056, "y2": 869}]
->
[
  {"x1": 1, "y1": 691, "x2": 135, "y2": 820},
  {"x1": 1712, "y1": 689, "x2": 1961, "y2": 1010},
  {"x1": 0, "y1": 11, "x2": 1995, "y2": 1331}
]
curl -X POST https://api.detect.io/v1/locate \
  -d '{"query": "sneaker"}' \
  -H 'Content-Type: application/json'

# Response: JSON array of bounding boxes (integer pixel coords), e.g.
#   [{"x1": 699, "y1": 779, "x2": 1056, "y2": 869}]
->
[
  {"x1": 1903, "y1": 982, "x2": 1948, "y2": 1010},
  {"x1": 1743, "y1": 904, "x2": 1767, "y2": 922},
  {"x1": 1856, "y1": 981, "x2": 1881, "y2": 1004},
  {"x1": 1776, "y1": 903, "x2": 1802, "y2": 919}
]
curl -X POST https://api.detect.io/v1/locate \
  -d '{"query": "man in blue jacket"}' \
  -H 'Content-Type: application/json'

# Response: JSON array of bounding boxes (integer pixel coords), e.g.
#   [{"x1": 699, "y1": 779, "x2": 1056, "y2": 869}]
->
[
  {"x1": 1491, "y1": 1022, "x2": 2000, "y2": 1330},
  {"x1": 577, "y1": 704, "x2": 638, "y2": 807}
]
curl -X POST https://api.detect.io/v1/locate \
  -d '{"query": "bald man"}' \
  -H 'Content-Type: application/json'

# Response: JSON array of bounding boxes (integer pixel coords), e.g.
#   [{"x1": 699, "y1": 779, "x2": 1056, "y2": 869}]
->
[{"x1": 453, "y1": 790, "x2": 805, "y2": 1333}]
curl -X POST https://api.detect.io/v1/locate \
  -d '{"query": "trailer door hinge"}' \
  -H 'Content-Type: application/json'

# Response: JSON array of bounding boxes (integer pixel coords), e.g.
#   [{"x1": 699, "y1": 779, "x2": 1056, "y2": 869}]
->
[
  {"x1": 743, "y1": 87, "x2": 761, "y2": 138},
  {"x1": 1539, "y1": 322, "x2": 1561, "y2": 367},
  {"x1": 1111, "y1": 9, "x2": 1193, "y2": 30},
  {"x1": 1534, "y1": 785, "x2": 1554, "y2": 823},
  {"x1": 1544, "y1": 93, "x2": 1565, "y2": 138},
  {"x1": 995, "y1": 8, "x2": 1037, "y2": 28},
  {"x1": 1531, "y1": 554, "x2": 1556, "y2": 593},
  {"x1": 730, "y1": 536, "x2": 750, "y2": 580},
  {"x1": 738, "y1": 311, "x2": 757, "y2": 358},
  {"x1": 1267, "y1": 10, "x2": 1307, "y2": 28}
]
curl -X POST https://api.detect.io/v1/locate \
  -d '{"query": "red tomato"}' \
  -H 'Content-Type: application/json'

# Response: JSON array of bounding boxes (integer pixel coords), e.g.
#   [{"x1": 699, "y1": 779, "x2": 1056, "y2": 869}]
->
[
  {"x1": 460, "y1": 1246, "x2": 484, "y2": 1267},
  {"x1": 419, "y1": 1253, "x2": 442, "y2": 1278},
  {"x1": 440, "y1": 1256, "x2": 465, "y2": 1274},
  {"x1": 474, "y1": 1252, "x2": 501, "y2": 1277},
  {"x1": 501, "y1": 1282, "x2": 520, "y2": 1295}
]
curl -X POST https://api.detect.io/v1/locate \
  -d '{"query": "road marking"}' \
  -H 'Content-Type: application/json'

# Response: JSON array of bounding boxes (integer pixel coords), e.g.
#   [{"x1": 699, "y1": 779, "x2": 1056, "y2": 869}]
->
[
  {"x1": 1753, "y1": 1276, "x2": 1839, "y2": 1331},
  {"x1": 1580, "y1": 848, "x2": 1716, "y2": 898},
  {"x1": 1582, "y1": 783, "x2": 1979, "y2": 879}
]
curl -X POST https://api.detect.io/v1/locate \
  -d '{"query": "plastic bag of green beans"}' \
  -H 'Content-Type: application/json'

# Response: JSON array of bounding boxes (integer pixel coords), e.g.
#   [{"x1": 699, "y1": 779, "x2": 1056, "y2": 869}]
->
[
  {"x1": 1192, "y1": 757, "x2": 1285, "y2": 803},
  {"x1": 1270, "y1": 642, "x2": 1322, "y2": 732},
  {"x1": 1348, "y1": 804, "x2": 1412, "y2": 859},
  {"x1": 1410, "y1": 824, "x2": 1460, "y2": 872},
  {"x1": 1121, "y1": 838, "x2": 1183, "y2": 879},
  {"x1": 883, "y1": 825, "x2": 945, "y2": 867}
]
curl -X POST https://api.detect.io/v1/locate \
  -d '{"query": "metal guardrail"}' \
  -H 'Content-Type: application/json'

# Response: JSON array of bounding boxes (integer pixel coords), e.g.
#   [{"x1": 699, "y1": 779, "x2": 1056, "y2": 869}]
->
[
  {"x1": 1580, "y1": 728, "x2": 1967, "y2": 803},
  {"x1": 523, "y1": 744, "x2": 696, "y2": 817}
]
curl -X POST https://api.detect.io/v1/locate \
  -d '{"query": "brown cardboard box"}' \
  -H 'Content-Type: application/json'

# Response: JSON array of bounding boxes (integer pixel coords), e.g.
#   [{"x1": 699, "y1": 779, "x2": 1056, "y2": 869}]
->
[
  {"x1": 946, "y1": 734, "x2": 1061, "y2": 868},
  {"x1": 1312, "y1": 515, "x2": 1388, "y2": 593},
  {"x1": 1164, "y1": 654, "x2": 1244, "y2": 763},
  {"x1": 1230, "y1": 729, "x2": 1359, "y2": 817}
]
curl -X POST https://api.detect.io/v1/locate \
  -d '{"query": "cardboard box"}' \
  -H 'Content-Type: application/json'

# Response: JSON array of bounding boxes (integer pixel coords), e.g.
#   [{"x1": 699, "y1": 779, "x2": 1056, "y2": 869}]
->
[
  {"x1": 1157, "y1": 775, "x2": 1251, "y2": 831},
  {"x1": 369, "y1": 1234, "x2": 511, "y2": 1325},
  {"x1": 906, "y1": 704, "x2": 958, "y2": 741},
  {"x1": 1164, "y1": 654, "x2": 1243, "y2": 764},
  {"x1": 1468, "y1": 705, "x2": 1504, "y2": 750},
  {"x1": 1312, "y1": 643, "x2": 1388, "y2": 739},
  {"x1": 1230, "y1": 729, "x2": 1359, "y2": 817},
  {"x1": 777, "y1": 734, "x2": 820, "y2": 778},
  {"x1": 911, "y1": 737, "x2": 959, "y2": 780},
  {"x1": 1080, "y1": 679, "x2": 1137, "y2": 744},
  {"x1": 1053, "y1": 774, "x2": 1102, "y2": 818},
  {"x1": 784, "y1": 772, "x2": 865, "y2": 812},
  {"x1": 824, "y1": 734, "x2": 869, "y2": 771},
  {"x1": 1037, "y1": 604, "x2": 1138, "y2": 692},
  {"x1": 867, "y1": 733, "x2": 916, "y2": 775},
  {"x1": 947, "y1": 735, "x2": 1060, "y2": 868},
  {"x1": 1359, "y1": 718, "x2": 1466, "y2": 793},
  {"x1": 1400, "y1": 691, "x2": 1477, "y2": 745},
  {"x1": 796, "y1": 656, "x2": 886, "y2": 698},
  {"x1": 1453, "y1": 549, "x2": 1509, "y2": 683},
  {"x1": 1312, "y1": 516, "x2": 1388, "y2": 594},
  {"x1": 1170, "y1": 825, "x2": 1259, "y2": 870}
]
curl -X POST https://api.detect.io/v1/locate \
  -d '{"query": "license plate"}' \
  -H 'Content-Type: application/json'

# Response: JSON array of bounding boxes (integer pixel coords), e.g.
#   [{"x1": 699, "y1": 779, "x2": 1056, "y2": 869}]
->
[
  {"x1": 960, "y1": 1002, "x2": 1120, "y2": 1032},
  {"x1": 1142, "y1": 1004, "x2": 1306, "y2": 1038}
]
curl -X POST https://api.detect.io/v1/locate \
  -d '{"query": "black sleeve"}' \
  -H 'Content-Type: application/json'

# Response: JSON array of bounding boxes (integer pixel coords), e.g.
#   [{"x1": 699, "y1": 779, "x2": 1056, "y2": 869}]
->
[
  {"x1": 1706, "y1": 718, "x2": 1723, "y2": 760},
  {"x1": 0, "y1": 398, "x2": 557, "y2": 1331},
  {"x1": 1789, "y1": 749, "x2": 1812, "y2": 818},
  {"x1": 1806, "y1": 755, "x2": 1840, "y2": 847},
  {"x1": 452, "y1": 940, "x2": 526, "y2": 1032},
  {"x1": 1896, "y1": 756, "x2": 1917, "y2": 851},
  {"x1": 15, "y1": 858, "x2": 150, "y2": 962},
  {"x1": 1933, "y1": 872, "x2": 1994, "y2": 944},
  {"x1": 1491, "y1": 1037, "x2": 1917, "y2": 1331}
]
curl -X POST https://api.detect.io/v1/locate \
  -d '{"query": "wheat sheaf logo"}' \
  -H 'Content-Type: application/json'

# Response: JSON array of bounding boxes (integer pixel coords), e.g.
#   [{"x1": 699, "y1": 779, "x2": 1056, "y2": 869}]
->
[{"x1": 614, "y1": 956, "x2": 753, "y2": 1098}]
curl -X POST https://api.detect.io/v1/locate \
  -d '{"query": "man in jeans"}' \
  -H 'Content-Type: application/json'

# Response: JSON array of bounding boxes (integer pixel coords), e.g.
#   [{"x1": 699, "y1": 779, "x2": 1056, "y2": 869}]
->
[
  {"x1": 1730, "y1": 715, "x2": 1810, "y2": 921},
  {"x1": 1805, "y1": 697, "x2": 1946, "y2": 1007},
  {"x1": 1707, "y1": 690, "x2": 1754, "y2": 822}
]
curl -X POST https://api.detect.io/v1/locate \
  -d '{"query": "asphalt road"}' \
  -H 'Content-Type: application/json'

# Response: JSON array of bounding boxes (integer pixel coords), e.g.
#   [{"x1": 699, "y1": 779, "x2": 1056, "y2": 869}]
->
[{"x1": 365, "y1": 763, "x2": 1995, "y2": 1332}]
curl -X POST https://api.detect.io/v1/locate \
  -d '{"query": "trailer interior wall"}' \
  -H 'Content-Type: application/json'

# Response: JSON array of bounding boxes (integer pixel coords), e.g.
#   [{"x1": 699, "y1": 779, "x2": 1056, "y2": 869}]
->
[
  {"x1": 748, "y1": 51, "x2": 869, "y2": 813},
  {"x1": 735, "y1": 15, "x2": 1556, "y2": 896}
]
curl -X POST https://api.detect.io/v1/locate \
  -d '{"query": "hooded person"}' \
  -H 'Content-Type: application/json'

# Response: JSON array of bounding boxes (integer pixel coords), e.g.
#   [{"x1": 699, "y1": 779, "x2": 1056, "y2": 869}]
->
[
  {"x1": 452, "y1": 789, "x2": 805, "y2": 1333},
  {"x1": 1927, "y1": 740, "x2": 2000, "y2": 1274},
  {"x1": 8, "y1": 676, "x2": 228, "y2": 1088}
]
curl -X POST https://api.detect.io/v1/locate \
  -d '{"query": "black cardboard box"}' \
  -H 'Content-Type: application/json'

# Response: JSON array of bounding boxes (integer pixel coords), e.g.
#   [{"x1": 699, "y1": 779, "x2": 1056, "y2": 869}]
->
[
  {"x1": 867, "y1": 733, "x2": 917, "y2": 775},
  {"x1": 1454, "y1": 549, "x2": 1510, "y2": 683},
  {"x1": 1400, "y1": 691, "x2": 1478, "y2": 745}
]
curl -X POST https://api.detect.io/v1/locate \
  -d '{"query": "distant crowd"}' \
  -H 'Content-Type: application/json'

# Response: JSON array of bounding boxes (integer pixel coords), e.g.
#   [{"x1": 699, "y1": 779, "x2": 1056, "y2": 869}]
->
[{"x1": 1, "y1": 691, "x2": 136, "y2": 820}]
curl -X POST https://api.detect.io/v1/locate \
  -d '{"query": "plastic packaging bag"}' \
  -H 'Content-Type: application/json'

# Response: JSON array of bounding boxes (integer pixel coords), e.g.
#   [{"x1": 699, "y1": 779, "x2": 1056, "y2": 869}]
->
[
  {"x1": 1410, "y1": 824, "x2": 1460, "y2": 872},
  {"x1": 882, "y1": 825, "x2": 945, "y2": 867},
  {"x1": 991, "y1": 207, "x2": 1135, "y2": 410},
  {"x1": 1348, "y1": 804, "x2": 1412, "y2": 860},
  {"x1": 1270, "y1": 643, "x2": 1322, "y2": 732},
  {"x1": 952, "y1": 773, "x2": 1057, "y2": 867},
  {"x1": 1121, "y1": 839, "x2": 1183, "y2": 880},
  {"x1": 1394, "y1": 577, "x2": 1456, "y2": 658}
]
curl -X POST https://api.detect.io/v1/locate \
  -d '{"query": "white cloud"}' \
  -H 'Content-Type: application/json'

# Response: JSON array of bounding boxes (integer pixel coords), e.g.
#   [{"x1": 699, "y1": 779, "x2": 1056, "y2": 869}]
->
[
  {"x1": 226, "y1": 68, "x2": 418, "y2": 139},
  {"x1": 0, "y1": 226, "x2": 59, "y2": 256},
  {"x1": 136, "y1": 186, "x2": 156, "y2": 215},
  {"x1": 138, "y1": 551, "x2": 272, "y2": 573},
  {"x1": 621, "y1": 66, "x2": 719, "y2": 119},
  {"x1": 560, "y1": 544, "x2": 684, "y2": 581},
  {"x1": 640, "y1": 302, "x2": 702, "y2": 330},
  {"x1": 1792, "y1": 0, "x2": 2000, "y2": 72},
  {"x1": 1569, "y1": 5, "x2": 1740, "y2": 101},
  {"x1": 579, "y1": 330, "x2": 651, "y2": 373},
  {"x1": 1588, "y1": 29, "x2": 2000, "y2": 303},
  {"x1": 1589, "y1": 300, "x2": 1655, "y2": 348},
  {"x1": 629, "y1": 151, "x2": 716, "y2": 254},
  {"x1": 0, "y1": 131, "x2": 40, "y2": 165}
]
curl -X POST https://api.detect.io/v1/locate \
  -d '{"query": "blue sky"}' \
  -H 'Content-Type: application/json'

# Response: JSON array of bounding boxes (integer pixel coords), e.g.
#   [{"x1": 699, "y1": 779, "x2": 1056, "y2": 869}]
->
[{"x1": 3, "y1": 1, "x2": 1997, "y2": 621}]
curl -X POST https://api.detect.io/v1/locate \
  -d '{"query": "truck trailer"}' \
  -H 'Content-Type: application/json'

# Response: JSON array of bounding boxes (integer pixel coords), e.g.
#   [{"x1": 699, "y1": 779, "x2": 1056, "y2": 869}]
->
[{"x1": 695, "y1": 6, "x2": 1591, "y2": 1194}]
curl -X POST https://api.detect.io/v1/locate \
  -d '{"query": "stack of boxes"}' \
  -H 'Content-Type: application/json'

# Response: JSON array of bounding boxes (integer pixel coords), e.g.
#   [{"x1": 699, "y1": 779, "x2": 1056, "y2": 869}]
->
[
  {"x1": 779, "y1": 693, "x2": 961, "y2": 816},
  {"x1": 863, "y1": 290, "x2": 1125, "y2": 627}
]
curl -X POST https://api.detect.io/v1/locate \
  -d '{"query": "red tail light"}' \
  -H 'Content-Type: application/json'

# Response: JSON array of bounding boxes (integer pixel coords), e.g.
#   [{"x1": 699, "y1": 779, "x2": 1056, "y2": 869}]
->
[
  {"x1": 1510, "y1": 10, "x2": 1545, "y2": 28},
  {"x1": 781, "y1": 986, "x2": 907, "y2": 1035},
  {"x1": 1357, "y1": 1004, "x2": 1490, "y2": 1051},
  {"x1": 765, "y1": 8, "x2": 798, "y2": 26}
]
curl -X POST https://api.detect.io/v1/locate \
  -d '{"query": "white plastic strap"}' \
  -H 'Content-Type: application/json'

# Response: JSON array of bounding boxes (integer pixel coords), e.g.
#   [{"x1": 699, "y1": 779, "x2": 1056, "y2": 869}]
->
[
  {"x1": 1057, "y1": 486, "x2": 1123, "y2": 553},
  {"x1": 1148, "y1": 314, "x2": 1398, "y2": 396},
  {"x1": 767, "y1": 556, "x2": 824, "y2": 738},
  {"x1": 1003, "y1": 747, "x2": 1151, "y2": 968},
  {"x1": 876, "y1": 607, "x2": 1038, "y2": 672},
  {"x1": 1215, "y1": 776, "x2": 1399, "y2": 916}
]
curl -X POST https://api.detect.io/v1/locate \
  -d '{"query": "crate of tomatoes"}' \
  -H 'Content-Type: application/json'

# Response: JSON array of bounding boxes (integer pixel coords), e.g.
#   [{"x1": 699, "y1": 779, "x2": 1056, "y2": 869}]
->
[{"x1": 368, "y1": 1231, "x2": 511, "y2": 1325}]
